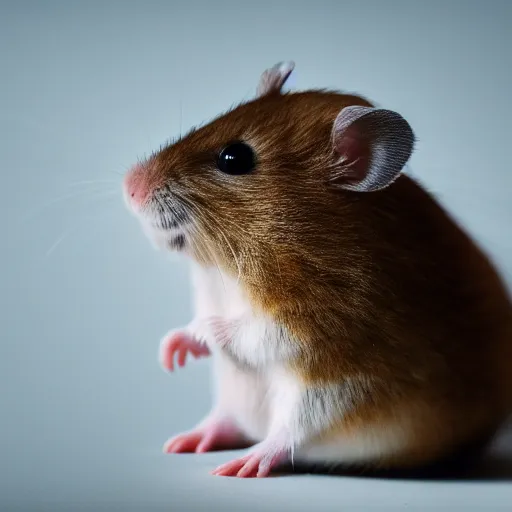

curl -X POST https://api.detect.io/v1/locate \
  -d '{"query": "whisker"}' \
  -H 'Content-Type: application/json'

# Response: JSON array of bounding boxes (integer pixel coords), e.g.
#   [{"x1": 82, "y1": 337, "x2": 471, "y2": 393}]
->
[
  {"x1": 150, "y1": 189, "x2": 282, "y2": 291},
  {"x1": 46, "y1": 227, "x2": 77, "y2": 257},
  {"x1": 179, "y1": 99, "x2": 183, "y2": 139},
  {"x1": 182, "y1": 202, "x2": 227, "y2": 291},
  {"x1": 275, "y1": 249, "x2": 284, "y2": 294},
  {"x1": 20, "y1": 188, "x2": 119, "y2": 224},
  {"x1": 45, "y1": 208, "x2": 120, "y2": 258},
  {"x1": 187, "y1": 219, "x2": 227, "y2": 293},
  {"x1": 65, "y1": 179, "x2": 118, "y2": 188},
  {"x1": 164, "y1": 193, "x2": 230, "y2": 289},
  {"x1": 217, "y1": 226, "x2": 242, "y2": 283},
  {"x1": 178, "y1": 194, "x2": 248, "y2": 282}
]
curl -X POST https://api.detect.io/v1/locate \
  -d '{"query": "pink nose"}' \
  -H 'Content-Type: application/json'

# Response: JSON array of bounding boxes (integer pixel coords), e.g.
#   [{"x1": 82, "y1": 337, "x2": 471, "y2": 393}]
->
[{"x1": 124, "y1": 165, "x2": 151, "y2": 207}]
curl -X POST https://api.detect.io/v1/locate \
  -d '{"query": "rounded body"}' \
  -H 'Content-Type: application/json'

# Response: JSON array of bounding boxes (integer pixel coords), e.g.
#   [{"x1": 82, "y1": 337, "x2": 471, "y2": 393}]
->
[
  {"x1": 191, "y1": 174, "x2": 512, "y2": 470},
  {"x1": 124, "y1": 62, "x2": 512, "y2": 474}
]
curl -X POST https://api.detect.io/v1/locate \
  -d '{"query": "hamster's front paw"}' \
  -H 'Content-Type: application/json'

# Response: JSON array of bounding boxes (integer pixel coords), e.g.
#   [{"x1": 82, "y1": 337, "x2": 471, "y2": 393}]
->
[{"x1": 159, "y1": 328, "x2": 210, "y2": 371}]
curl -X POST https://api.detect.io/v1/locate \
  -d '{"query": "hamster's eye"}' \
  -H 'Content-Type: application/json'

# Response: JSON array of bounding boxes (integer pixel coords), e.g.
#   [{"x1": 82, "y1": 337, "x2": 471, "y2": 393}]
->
[{"x1": 217, "y1": 142, "x2": 255, "y2": 175}]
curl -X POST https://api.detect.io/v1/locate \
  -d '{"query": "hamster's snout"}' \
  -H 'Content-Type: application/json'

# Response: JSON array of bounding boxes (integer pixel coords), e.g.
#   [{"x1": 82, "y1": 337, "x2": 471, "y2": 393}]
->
[
  {"x1": 123, "y1": 162, "x2": 189, "y2": 247},
  {"x1": 123, "y1": 163, "x2": 153, "y2": 209}
]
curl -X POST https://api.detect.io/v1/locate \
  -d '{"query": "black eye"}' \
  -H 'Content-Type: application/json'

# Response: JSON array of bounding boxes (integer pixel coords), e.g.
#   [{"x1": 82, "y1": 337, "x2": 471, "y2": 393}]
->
[{"x1": 217, "y1": 141, "x2": 256, "y2": 175}]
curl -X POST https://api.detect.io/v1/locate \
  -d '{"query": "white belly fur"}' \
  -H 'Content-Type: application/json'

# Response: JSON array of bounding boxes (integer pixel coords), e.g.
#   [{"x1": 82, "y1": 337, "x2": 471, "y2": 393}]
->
[
  {"x1": 189, "y1": 263, "x2": 410, "y2": 465},
  {"x1": 190, "y1": 263, "x2": 272, "y2": 441}
]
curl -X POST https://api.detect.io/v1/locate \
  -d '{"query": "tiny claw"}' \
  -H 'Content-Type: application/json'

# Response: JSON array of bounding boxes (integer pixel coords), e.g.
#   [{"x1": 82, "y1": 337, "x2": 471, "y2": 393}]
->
[{"x1": 159, "y1": 329, "x2": 211, "y2": 372}]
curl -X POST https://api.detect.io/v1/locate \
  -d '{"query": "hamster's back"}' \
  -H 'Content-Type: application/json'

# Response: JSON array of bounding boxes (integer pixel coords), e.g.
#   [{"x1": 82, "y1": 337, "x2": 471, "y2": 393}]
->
[{"x1": 360, "y1": 173, "x2": 512, "y2": 423}]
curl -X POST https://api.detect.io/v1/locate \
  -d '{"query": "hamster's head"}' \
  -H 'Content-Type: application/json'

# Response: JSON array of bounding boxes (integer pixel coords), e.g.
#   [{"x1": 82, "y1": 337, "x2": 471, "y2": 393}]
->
[{"x1": 124, "y1": 61, "x2": 415, "y2": 281}]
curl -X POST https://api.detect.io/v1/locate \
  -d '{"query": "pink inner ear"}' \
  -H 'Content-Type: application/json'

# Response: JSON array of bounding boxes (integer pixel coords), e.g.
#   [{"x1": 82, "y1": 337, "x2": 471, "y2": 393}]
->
[{"x1": 335, "y1": 127, "x2": 371, "y2": 184}]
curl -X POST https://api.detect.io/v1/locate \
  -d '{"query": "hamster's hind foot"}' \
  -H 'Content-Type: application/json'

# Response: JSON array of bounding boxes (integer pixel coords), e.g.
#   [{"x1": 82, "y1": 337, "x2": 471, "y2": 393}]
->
[
  {"x1": 163, "y1": 415, "x2": 250, "y2": 454},
  {"x1": 211, "y1": 437, "x2": 289, "y2": 478}
]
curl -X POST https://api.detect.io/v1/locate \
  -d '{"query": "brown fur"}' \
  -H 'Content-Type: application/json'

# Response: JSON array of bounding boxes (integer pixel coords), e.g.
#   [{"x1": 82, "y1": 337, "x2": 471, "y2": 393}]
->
[{"x1": 144, "y1": 90, "x2": 512, "y2": 468}]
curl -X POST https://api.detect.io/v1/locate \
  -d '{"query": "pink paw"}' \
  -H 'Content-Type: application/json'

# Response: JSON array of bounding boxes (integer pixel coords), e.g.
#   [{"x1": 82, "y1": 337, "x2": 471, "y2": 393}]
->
[
  {"x1": 211, "y1": 441, "x2": 289, "y2": 478},
  {"x1": 164, "y1": 417, "x2": 250, "y2": 454},
  {"x1": 159, "y1": 330, "x2": 210, "y2": 371}
]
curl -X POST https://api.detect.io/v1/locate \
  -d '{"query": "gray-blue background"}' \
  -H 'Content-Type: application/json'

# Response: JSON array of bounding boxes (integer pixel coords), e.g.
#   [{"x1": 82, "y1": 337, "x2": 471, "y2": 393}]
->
[{"x1": 1, "y1": 1, "x2": 511, "y2": 510}]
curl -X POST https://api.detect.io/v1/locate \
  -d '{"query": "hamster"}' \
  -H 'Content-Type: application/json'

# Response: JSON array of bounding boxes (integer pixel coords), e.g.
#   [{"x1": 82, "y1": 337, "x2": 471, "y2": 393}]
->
[{"x1": 123, "y1": 61, "x2": 512, "y2": 478}]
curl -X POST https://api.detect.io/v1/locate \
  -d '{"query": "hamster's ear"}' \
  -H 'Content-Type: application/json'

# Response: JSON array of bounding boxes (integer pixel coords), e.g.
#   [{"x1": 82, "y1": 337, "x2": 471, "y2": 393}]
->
[
  {"x1": 257, "y1": 61, "x2": 295, "y2": 97},
  {"x1": 330, "y1": 106, "x2": 415, "y2": 192}
]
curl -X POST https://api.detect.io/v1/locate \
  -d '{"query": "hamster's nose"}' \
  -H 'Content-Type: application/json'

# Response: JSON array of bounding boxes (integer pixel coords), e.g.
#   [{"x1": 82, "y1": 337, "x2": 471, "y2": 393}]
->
[{"x1": 124, "y1": 165, "x2": 151, "y2": 207}]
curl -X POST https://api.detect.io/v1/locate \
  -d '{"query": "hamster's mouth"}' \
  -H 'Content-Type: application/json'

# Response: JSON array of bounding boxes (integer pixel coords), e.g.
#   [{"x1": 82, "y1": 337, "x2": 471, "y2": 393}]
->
[
  {"x1": 137, "y1": 189, "x2": 193, "y2": 252},
  {"x1": 168, "y1": 233, "x2": 186, "y2": 251},
  {"x1": 138, "y1": 215, "x2": 189, "y2": 252},
  {"x1": 142, "y1": 223, "x2": 189, "y2": 252}
]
